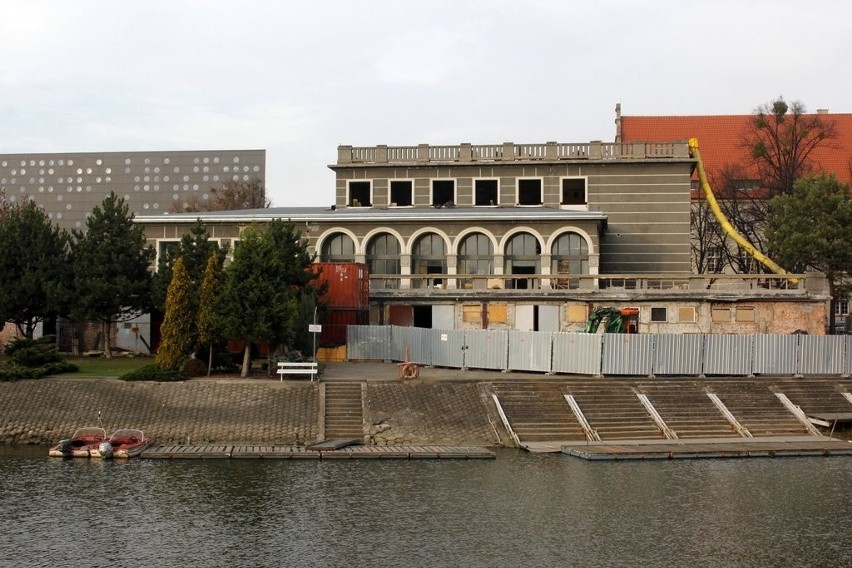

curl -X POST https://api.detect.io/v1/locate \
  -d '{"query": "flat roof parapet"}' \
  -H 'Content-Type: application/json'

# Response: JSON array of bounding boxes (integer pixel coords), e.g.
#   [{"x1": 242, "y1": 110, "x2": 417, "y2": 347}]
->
[{"x1": 334, "y1": 141, "x2": 691, "y2": 166}]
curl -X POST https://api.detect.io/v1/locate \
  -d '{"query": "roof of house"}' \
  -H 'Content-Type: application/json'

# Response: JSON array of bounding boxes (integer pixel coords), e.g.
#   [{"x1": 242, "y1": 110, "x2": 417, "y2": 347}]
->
[{"x1": 619, "y1": 113, "x2": 852, "y2": 184}]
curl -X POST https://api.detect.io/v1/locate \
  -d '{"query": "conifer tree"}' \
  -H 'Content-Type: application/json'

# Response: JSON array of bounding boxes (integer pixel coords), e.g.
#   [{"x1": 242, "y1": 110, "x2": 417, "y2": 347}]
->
[
  {"x1": 71, "y1": 193, "x2": 154, "y2": 358},
  {"x1": 196, "y1": 251, "x2": 222, "y2": 376},
  {"x1": 156, "y1": 257, "x2": 194, "y2": 371}
]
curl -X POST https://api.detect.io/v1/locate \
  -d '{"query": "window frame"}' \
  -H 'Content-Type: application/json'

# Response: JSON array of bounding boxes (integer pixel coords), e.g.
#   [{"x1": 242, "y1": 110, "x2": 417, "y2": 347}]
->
[
  {"x1": 347, "y1": 180, "x2": 372, "y2": 207},
  {"x1": 474, "y1": 178, "x2": 499, "y2": 206},
  {"x1": 431, "y1": 179, "x2": 456, "y2": 207},
  {"x1": 388, "y1": 179, "x2": 414, "y2": 207},
  {"x1": 516, "y1": 177, "x2": 543, "y2": 206},
  {"x1": 560, "y1": 176, "x2": 588, "y2": 209}
]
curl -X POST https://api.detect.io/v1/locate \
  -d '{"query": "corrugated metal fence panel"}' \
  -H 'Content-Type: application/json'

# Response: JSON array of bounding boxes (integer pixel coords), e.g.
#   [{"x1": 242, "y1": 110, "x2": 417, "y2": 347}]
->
[
  {"x1": 346, "y1": 325, "x2": 392, "y2": 361},
  {"x1": 798, "y1": 335, "x2": 846, "y2": 375},
  {"x1": 846, "y1": 336, "x2": 852, "y2": 375},
  {"x1": 391, "y1": 326, "x2": 432, "y2": 365},
  {"x1": 390, "y1": 326, "x2": 410, "y2": 361},
  {"x1": 430, "y1": 328, "x2": 466, "y2": 368},
  {"x1": 703, "y1": 335, "x2": 753, "y2": 376},
  {"x1": 508, "y1": 331, "x2": 554, "y2": 373},
  {"x1": 602, "y1": 334, "x2": 655, "y2": 376},
  {"x1": 653, "y1": 334, "x2": 703, "y2": 376},
  {"x1": 552, "y1": 333, "x2": 602, "y2": 375},
  {"x1": 464, "y1": 329, "x2": 509, "y2": 370},
  {"x1": 752, "y1": 335, "x2": 799, "y2": 375}
]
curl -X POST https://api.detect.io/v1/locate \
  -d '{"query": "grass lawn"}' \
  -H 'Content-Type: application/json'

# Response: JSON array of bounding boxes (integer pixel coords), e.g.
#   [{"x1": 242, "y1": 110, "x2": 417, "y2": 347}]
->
[{"x1": 62, "y1": 356, "x2": 154, "y2": 377}]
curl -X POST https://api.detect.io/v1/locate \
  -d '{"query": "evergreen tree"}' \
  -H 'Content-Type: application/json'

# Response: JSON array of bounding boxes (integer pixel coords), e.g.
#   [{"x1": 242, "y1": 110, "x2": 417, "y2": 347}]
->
[
  {"x1": 767, "y1": 174, "x2": 852, "y2": 332},
  {"x1": 156, "y1": 257, "x2": 195, "y2": 371},
  {"x1": 196, "y1": 251, "x2": 223, "y2": 376},
  {"x1": 0, "y1": 200, "x2": 71, "y2": 338},
  {"x1": 71, "y1": 193, "x2": 155, "y2": 358},
  {"x1": 217, "y1": 220, "x2": 320, "y2": 377}
]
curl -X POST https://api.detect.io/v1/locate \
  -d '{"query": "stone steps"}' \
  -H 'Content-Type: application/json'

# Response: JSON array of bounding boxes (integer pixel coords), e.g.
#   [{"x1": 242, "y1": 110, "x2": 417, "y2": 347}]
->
[{"x1": 323, "y1": 382, "x2": 364, "y2": 439}]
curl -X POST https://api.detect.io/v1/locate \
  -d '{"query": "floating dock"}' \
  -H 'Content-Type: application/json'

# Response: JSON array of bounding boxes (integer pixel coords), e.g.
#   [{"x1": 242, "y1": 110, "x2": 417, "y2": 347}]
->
[
  {"x1": 141, "y1": 444, "x2": 495, "y2": 460},
  {"x1": 561, "y1": 436, "x2": 852, "y2": 461}
]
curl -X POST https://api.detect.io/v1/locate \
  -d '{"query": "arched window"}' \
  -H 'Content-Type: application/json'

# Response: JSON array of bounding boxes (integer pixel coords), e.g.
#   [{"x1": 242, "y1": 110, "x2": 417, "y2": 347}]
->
[
  {"x1": 411, "y1": 233, "x2": 446, "y2": 288},
  {"x1": 458, "y1": 233, "x2": 493, "y2": 289},
  {"x1": 551, "y1": 232, "x2": 589, "y2": 289},
  {"x1": 320, "y1": 233, "x2": 355, "y2": 262},
  {"x1": 504, "y1": 232, "x2": 541, "y2": 289},
  {"x1": 366, "y1": 233, "x2": 401, "y2": 289}
]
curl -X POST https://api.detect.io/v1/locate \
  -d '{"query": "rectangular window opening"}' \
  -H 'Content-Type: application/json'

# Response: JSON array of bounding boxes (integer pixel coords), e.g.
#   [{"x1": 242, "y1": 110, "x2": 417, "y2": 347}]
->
[
  {"x1": 561, "y1": 178, "x2": 587, "y2": 206},
  {"x1": 348, "y1": 181, "x2": 371, "y2": 207},
  {"x1": 432, "y1": 180, "x2": 455, "y2": 207},
  {"x1": 389, "y1": 180, "x2": 413, "y2": 207},
  {"x1": 735, "y1": 306, "x2": 755, "y2": 322},
  {"x1": 474, "y1": 179, "x2": 498, "y2": 206},
  {"x1": 517, "y1": 179, "x2": 542, "y2": 205},
  {"x1": 711, "y1": 307, "x2": 731, "y2": 323},
  {"x1": 650, "y1": 307, "x2": 667, "y2": 322}
]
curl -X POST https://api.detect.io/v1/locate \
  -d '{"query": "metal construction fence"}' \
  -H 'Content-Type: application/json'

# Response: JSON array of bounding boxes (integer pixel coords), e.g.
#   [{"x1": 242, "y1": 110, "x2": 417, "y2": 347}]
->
[{"x1": 346, "y1": 325, "x2": 852, "y2": 377}]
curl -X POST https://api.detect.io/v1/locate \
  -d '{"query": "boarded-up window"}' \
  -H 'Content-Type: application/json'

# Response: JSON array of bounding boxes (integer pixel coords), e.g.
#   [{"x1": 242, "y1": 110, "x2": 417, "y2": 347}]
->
[
  {"x1": 566, "y1": 304, "x2": 587, "y2": 323},
  {"x1": 711, "y1": 307, "x2": 731, "y2": 322},
  {"x1": 735, "y1": 306, "x2": 755, "y2": 322},
  {"x1": 488, "y1": 303, "x2": 508, "y2": 324},
  {"x1": 651, "y1": 307, "x2": 667, "y2": 322},
  {"x1": 462, "y1": 304, "x2": 481, "y2": 323},
  {"x1": 678, "y1": 307, "x2": 696, "y2": 322}
]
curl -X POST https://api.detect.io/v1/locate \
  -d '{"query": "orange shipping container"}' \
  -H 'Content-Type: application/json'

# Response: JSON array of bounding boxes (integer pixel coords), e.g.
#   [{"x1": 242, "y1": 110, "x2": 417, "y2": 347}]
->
[{"x1": 313, "y1": 262, "x2": 370, "y2": 310}]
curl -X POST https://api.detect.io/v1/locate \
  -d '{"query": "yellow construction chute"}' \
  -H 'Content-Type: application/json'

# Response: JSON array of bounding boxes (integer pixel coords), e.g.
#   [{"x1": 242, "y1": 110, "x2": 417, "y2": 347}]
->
[{"x1": 688, "y1": 137, "x2": 793, "y2": 279}]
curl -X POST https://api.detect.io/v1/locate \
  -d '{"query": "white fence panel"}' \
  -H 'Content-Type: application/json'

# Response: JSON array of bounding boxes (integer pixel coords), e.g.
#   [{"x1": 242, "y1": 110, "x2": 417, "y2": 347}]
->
[
  {"x1": 704, "y1": 335, "x2": 753, "y2": 376},
  {"x1": 653, "y1": 334, "x2": 702, "y2": 376},
  {"x1": 798, "y1": 335, "x2": 846, "y2": 375},
  {"x1": 602, "y1": 334, "x2": 655, "y2": 376},
  {"x1": 552, "y1": 333, "x2": 601, "y2": 375},
  {"x1": 752, "y1": 335, "x2": 799, "y2": 375},
  {"x1": 464, "y1": 329, "x2": 509, "y2": 370},
  {"x1": 508, "y1": 331, "x2": 553, "y2": 373}
]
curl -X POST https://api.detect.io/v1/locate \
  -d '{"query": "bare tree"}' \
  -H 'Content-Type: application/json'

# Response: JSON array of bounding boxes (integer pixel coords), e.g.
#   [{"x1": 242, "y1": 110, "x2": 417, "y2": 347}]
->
[
  {"x1": 744, "y1": 97, "x2": 837, "y2": 197},
  {"x1": 172, "y1": 177, "x2": 270, "y2": 213}
]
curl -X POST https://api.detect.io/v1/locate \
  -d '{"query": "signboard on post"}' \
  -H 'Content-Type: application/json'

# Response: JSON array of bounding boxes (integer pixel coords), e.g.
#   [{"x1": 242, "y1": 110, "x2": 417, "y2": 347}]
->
[{"x1": 308, "y1": 324, "x2": 322, "y2": 333}]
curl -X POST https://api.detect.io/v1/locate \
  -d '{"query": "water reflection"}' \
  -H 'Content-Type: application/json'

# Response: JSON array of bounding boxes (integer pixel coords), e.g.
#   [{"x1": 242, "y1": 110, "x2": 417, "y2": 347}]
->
[{"x1": 1, "y1": 448, "x2": 850, "y2": 567}]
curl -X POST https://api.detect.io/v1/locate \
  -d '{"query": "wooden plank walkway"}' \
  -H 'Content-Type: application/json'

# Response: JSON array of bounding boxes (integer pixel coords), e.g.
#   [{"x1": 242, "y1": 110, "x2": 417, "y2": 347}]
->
[
  {"x1": 141, "y1": 444, "x2": 494, "y2": 460},
  {"x1": 562, "y1": 436, "x2": 852, "y2": 461}
]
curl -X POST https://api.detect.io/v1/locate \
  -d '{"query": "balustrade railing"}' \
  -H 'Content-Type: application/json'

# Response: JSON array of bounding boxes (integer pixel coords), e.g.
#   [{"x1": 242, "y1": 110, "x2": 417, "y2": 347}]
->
[
  {"x1": 338, "y1": 141, "x2": 690, "y2": 165},
  {"x1": 367, "y1": 273, "x2": 821, "y2": 293}
]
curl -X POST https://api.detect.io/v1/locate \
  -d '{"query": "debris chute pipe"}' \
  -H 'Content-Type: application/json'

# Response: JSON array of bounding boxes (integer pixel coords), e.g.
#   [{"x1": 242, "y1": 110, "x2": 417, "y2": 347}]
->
[{"x1": 688, "y1": 137, "x2": 793, "y2": 279}]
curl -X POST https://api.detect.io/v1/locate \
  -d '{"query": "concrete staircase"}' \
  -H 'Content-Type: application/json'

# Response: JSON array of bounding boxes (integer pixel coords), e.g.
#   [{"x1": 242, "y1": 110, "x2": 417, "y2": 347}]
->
[
  {"x1": 772, "y1": 379, "x2": 852, "y2": 416},
  {"x1": 491, "y1": 382, "x2": 586, "y2": 443},
  {"x1": 637, "y1": 382, "x2": 739, "y2": 438},
  {"x1": 564, "y1": 382, "x2": 663, "y2": 440},
  {"x1": 323, "y1": 382, "x2": 364, "y2": 440},
  {"x1": 706, "y1": 381, "x2": 811, "y2": 437}
]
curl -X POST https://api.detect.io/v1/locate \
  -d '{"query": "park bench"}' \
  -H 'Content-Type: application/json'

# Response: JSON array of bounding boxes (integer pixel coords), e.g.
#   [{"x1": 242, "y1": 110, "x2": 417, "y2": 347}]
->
[{"x1": 276, "y1": 361, "x2": 318, "y2": 381}]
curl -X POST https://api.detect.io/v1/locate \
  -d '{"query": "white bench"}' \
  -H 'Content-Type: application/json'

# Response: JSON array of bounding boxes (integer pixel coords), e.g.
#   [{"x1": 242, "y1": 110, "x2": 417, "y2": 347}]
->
[{"x1": 276, "y1": 361, "x2": 318, "y2": 381}]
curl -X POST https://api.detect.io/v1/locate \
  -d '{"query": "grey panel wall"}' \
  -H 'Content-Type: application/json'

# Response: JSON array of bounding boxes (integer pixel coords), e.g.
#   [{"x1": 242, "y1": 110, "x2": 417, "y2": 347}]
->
[
  {"x1": 752, "y1": 334, "x2": 799, "y2": 375},
  {"x1": 799, "y1": 335, "x2": 846, "y2": 375},
  {"x1": 602, "y1": 334, "x2": 655, "y2": 376},
  {"x1": 552, "y1": 333, "x2": 601, "y2": 375},
  {"x1": 464, "y1": 330, "x2": 509, "y2": 370},
  {"x1": 347, "y1": 325, "x2": 392, "y2": 360},
  {"x1": 508, "y1": 331, "x2": 553, "y2": 372},
  {"x1": 430, "y1": 328, "x2": 466, "y2": 368},
  {"x1": 703, "y1": 335, "x2": 754, "y2": 376},
  {"x1": 653, "y1": 334, "x2": 703, "y2": 376},
  {"x1": 347, "y1": 326, "x2": 849, "y2": 378}
]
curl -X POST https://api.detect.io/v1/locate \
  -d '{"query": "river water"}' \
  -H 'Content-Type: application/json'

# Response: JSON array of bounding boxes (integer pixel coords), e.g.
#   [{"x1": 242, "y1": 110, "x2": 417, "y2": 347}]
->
[{"x1": 1, "y1": 446, "x2": 850, "y2": 568}]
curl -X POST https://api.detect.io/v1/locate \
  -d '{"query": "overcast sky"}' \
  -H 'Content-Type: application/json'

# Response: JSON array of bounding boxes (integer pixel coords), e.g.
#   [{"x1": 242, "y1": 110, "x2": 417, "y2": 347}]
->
[{"x1": 2, "y1": 0, "x2": 850, "y2": 207}]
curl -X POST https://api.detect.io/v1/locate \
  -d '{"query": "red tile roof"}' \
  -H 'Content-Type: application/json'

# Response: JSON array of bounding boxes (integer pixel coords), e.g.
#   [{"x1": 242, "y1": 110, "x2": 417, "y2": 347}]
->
[{"x1": 619, "y1": 114, "x2": 852, "y2": 184}]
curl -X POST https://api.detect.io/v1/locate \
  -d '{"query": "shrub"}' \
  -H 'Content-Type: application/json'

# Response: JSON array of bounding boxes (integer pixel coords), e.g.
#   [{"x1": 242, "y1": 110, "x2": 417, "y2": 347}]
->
[
  {"x1": 120, "y1": 363, "x2": 186, "y2": 382},
  {"x1": 0, "y1": 360, "x2": 78, "y2": 382},
  {"x1": 5, "y1": 336, "x2": 62, "y2": 366}
]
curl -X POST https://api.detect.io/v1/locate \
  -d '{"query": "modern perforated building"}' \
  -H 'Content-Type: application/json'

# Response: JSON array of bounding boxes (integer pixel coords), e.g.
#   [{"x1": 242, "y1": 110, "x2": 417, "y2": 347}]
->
[{"x1": 0, "y1": 149, "x2": 265, "y2": 230}]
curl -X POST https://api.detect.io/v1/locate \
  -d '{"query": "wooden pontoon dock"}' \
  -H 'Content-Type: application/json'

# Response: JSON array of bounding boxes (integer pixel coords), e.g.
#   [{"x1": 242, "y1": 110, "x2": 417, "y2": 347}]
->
[{"x1": 141, "y1": 443, "x2": 495, "y2": 460}]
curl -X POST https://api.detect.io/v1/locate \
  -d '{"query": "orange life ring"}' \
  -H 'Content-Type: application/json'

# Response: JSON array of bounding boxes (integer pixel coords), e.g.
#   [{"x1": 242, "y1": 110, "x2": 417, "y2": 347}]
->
[{"x1": 402, "y1": 363, "x2": 419, "y2": 380}]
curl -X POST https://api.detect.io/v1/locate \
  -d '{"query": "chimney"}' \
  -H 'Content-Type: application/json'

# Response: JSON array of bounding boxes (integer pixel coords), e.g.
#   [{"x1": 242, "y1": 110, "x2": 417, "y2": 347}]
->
[{"x1": 816, "y1": 108, "x2": 829, "y2": 114}]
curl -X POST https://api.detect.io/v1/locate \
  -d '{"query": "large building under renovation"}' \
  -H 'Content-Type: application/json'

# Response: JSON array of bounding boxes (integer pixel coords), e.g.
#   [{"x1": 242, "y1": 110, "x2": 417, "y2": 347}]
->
[{"x1": 137, "y1": 140, "x2": 829, "y2": 338}]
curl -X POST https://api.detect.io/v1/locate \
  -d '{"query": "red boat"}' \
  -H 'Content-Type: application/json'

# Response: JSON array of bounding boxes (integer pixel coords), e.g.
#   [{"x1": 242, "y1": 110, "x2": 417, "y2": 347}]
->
[
  {"x1": 91, "y1": 429, "x2": 150, "y2": 459},
  {"x1": 48, "y1": 427, "x2": 108, "y2": 458}
]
